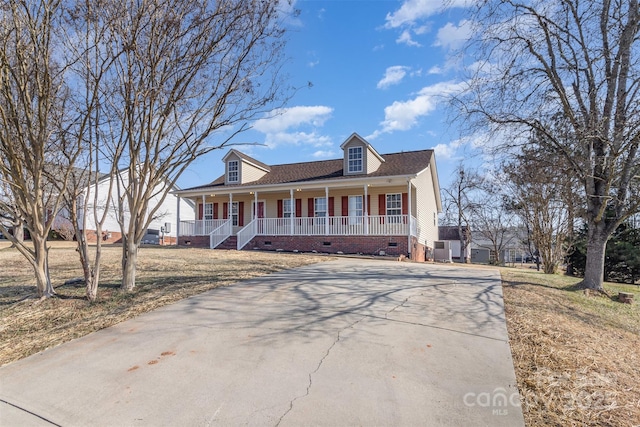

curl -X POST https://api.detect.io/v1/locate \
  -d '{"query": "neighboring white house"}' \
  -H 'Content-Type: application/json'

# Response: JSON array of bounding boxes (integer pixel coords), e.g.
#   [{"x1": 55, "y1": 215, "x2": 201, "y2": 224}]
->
[
  {"x1": 471, "y1": 227, "x2": 530, "y2": 264},
  {"x1": 174, "y1": 133, "x2": 443, "y2": 261},
  {"x1": 76, "y1": 170, "x2": 194, "y2": 244}
]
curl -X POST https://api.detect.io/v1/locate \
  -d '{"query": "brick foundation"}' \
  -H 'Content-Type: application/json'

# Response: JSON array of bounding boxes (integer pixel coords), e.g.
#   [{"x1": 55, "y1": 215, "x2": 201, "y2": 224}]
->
[
  {"x1": 245, "y1": 235, "x2": 409, "y2": 257},
  {"x1": 179, "y1": 235, "x2": 210, "y2": 247},
  {"x1": 178, "y1": 234, "x2": 431, "y2": 261}
]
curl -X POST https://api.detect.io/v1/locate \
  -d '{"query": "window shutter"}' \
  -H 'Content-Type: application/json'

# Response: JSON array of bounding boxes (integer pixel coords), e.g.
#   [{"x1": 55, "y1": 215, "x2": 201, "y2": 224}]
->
[
  {"x1": 238, "y1": 202, "x2": 244, "y2": 226},
  {"x1": 308, "y1": 198, "x2": 314, "y2": 217},
  {"x1": 341, "y1": 196, "x2": 348, "y2": 216},
  {"x1": 328, "y1": 197, "x2": 334, "y2": 216},
  {"x1": 198, "y1": 203, "x2": 203, "y2": 220},
  {"x1": 295, "y1": 199, "x2": 302, "y2": 217},
  {"x1": 213, "y1": 203, "x2": 218, "y2": 219},
  {"x1": 402, "y1": 193, "x2": 408, "y2": 215},
  {"x1": 367, "y1": 194, "x2": 371, "y2": 216},
  {"x1": 277, "y1": 200, "x2": 283, "y2": 218},
  {"x1": 223, "y1": 202, "x2": 228, "y2": 219},
  {"x1": 378, "y1": 194, "x2": 386, "y2": 215}
]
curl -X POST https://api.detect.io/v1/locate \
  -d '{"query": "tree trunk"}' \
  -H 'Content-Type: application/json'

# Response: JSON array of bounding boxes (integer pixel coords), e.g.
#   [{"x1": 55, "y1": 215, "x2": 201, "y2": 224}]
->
[
  {"x1": 121, "y1": 238, "x2": 138, "y2": 291},
  {"x1": 32, "y1": 238, "x2": 55, "y2": 298},
  {"x1": 581, "y1": 226, "x2": 607, "y2": 291},
  {"x1": 10, "y1": 220, "x2": 24, "y2": 248}
]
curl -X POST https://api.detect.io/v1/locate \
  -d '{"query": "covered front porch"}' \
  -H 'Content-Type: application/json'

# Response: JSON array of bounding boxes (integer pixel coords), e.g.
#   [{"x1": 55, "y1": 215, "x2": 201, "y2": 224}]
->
[{"x1": 176, "y1": 181, "x2": 419, "y2": 256}]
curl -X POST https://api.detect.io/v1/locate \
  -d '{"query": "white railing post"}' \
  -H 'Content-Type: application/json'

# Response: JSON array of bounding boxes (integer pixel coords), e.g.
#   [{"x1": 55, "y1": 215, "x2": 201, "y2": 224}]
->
[
  {"x1": 364, "y1": 184, "x2": 369, "y2": 235},
  {"x1": 290, "y1": 189, "x2": 294, "y2": 236},
  {"x1": 407, "y1": 180, "x2": 412, "y2": 256},
  {"x1": 325, "y1": 187, "x2": 329, "y2": 235}
]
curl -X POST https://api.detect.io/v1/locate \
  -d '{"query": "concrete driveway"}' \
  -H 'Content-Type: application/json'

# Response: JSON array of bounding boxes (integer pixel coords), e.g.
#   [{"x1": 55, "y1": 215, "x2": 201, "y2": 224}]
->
[{"x1": 0, "y1": 258, "x2": 524, "y2": 426}]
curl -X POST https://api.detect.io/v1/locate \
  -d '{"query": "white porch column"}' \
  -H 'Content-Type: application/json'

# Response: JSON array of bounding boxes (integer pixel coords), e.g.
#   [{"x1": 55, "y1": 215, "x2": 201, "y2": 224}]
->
[
  {"x1": 254, "y1": 191, "x2": 258, "y2": 219},
  {"x1": 407, "y1": 180, "x2": 413, "y2": 258},
  {"x1": 325, "y1": 186, "x2": 329, "y2": 235},
  {"x1": 201, "y1": 195, "x2": 205, "y2": 235},
  {"x1": 229, "y1": 193, "x2": 233, "y2": 220},
  {"x1": 176, "y1": 196, "x2": 181, "y2": 242},
  {"x1": 290, "y1": 189, "x2": 294, "y2": 235},
  {"x1": 364, "y1": 184, "x2": 369, "y2": 235}
]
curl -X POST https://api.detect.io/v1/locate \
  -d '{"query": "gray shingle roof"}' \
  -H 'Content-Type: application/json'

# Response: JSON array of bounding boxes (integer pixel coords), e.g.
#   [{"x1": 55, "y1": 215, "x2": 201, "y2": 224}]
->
[{"x1": 183, "y1": 149, "x2": 434, "y2": 191}]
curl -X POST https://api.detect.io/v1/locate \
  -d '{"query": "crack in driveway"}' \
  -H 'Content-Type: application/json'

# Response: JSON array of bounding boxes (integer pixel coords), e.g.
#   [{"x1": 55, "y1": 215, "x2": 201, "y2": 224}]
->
[
  {"x1": 274, "y1": 314, "x2": 367, "y2": 426},
  {"x1": 275, "y1": 292, "x2": 426, "y2": 426}
]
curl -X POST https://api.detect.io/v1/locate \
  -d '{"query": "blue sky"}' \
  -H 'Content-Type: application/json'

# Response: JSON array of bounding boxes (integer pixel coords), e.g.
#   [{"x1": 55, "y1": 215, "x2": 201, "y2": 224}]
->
[{"x1": 181, "y1": 0, "x2": 478, "y2": 191}]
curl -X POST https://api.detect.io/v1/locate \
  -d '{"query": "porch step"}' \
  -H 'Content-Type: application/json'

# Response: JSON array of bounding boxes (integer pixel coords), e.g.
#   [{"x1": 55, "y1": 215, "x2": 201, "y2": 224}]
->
[{"x1": 215, "y1": 235, "x2": 238, "y2": 250}]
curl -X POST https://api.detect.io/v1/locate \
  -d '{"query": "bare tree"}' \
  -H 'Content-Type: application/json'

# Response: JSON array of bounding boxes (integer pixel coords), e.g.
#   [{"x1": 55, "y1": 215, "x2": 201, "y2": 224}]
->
[
  {"x1": 504, "y1": 144, "x2": 577, "y2": 274},
  {"x1": 0, "y1": 0, "x2": 82, "y2": 298},
  {"x1": 92, "y1": 0, "x2": 293, "y2": 291},
  {"x1": 470, "y1": 184, "x2": 518, "y2": 265},
  {"x1": 463, "y1": 0, "x2": 640, "y2": 290},
  {"x1": 442, "y1": 164, "x2": 480, "y2": 263}
]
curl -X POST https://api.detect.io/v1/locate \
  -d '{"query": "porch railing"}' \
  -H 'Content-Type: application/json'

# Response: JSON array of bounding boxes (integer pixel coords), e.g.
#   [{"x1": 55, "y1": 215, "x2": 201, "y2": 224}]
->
[
  {"x1": 209, "y1": 220, "x2": 232, "y2": 249},
  {"x1": 180, "y1": 219, "x2": 228, "y2": 236},
  {"x1": 236, "y1": 219, "x2": 257, "y2": 250},
  {"x1": 253, "y1": 215, "x2": 415, "y2": 236}
]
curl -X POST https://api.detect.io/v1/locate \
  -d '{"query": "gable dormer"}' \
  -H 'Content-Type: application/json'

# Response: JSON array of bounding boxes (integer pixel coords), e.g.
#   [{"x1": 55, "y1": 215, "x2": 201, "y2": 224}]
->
[
  {"x1": 340, "y1": 133, "x2": 385, "y2": 176},
  {"x1": 222, "y1": 149, "x2": 270, "y2": 185}
]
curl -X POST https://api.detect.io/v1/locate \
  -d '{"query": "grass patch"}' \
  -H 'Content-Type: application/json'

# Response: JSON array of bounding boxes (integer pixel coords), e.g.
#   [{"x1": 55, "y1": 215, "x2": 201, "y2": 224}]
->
[
  {"x1": 0, "y1": 241, "x2": 326, "y2": 366},
  {"x1": 500, "y1": 267, "x2": 640, "y2": 426}
]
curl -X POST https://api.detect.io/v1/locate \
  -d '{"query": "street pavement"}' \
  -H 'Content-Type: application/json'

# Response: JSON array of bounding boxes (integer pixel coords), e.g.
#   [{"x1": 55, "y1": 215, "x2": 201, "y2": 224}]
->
[{"x1": 0, "y1": 258, "x2": 525, "y2": 426}]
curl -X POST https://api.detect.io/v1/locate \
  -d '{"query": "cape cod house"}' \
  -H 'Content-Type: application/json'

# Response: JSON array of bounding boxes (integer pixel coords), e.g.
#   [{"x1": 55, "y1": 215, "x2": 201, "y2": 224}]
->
[{"x1": 174, "y1": 133, "x2": 442, "y2": 261}]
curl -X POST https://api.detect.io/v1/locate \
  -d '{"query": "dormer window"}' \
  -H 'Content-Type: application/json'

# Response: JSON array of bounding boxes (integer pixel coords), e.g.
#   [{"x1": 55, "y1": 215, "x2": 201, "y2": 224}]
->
[
  {"x1": 228, "y1": 160, "x2": 239, "y2": 183},
  {"x1": 348, "y1": 146, "x2": 363, "y2": 173}
]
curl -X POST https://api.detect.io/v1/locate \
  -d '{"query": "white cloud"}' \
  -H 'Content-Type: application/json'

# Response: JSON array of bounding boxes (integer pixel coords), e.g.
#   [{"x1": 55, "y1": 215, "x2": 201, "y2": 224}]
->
[
  {"x1": 385, "y1": 0, "x2": 471, "y2": 29},
  {"x1": 375, "y1": 81, "x2": 466, "y2": 135},
  {"x1": 428, "y1": 65, "x2": 443, "y2": 74},
  {"x1": 377, "y1": 66, "x2": 410, "y2": 89},
  {"x1": 312, "y1": 150, "x2": 336, "y2": 158},
  {"x1": 253, "y1": 106, "x2": 334, "y2": 148},
  {"x1": 263, "y1": 131, "x2": 332, "y2": 148},
  {"x1": 432, "y1": 143, "x2": 457, "y2": 160},
  {"x1": 253, "y1": 106, "x2": 332, "y2": 134},
  {"x1": 434, "y1": 20, "x2": 472, "y2": 50},
  {"x1": 396, "y1": 29, "x2": 421, "y2": 47}
]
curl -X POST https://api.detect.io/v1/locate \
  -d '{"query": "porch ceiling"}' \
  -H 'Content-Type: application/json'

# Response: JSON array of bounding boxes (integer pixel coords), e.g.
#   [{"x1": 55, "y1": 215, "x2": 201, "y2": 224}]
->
[{"x1": 176, "y1": 175, "x2": 416, "y2": 198}]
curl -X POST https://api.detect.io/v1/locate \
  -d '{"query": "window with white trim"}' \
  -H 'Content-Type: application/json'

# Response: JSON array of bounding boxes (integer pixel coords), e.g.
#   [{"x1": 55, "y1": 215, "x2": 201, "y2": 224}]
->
[
  {"x1": 314, "y1": 197, "x2": 327, "y2": 226},
  {"x1": 204, "y1": 203, "x2": 213, "y2": 220},
  {"x1": 386, "y1": 193, "x2": 402, "y2": 223},
  {"x1": 231, "y1": 201, "x2": 239, "y2": 226},
  {"x1": 283, "y1": 199, "x2": 292, "y2": 218},
  {"x1": 348, "y1": 195, "x2": 363, "y2": 224},
  {"x1": 314, "y1": 197, "x2": 327, "y2": 217},
  {"x1": 227, "y1": 160, "x2": 239, "y2": 183},
  {"x1": 348, "y1": 146, "x2": 363, "y2": 173}
]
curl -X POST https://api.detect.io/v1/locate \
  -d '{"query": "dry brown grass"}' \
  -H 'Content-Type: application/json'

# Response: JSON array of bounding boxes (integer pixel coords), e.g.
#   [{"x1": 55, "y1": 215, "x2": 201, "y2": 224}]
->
[
  {"x1": 501, "y1": 267, "x2": 640, "y2": 426},
  {"x1": 0, "y1": 241, "x2": 326, "y2": 366}
]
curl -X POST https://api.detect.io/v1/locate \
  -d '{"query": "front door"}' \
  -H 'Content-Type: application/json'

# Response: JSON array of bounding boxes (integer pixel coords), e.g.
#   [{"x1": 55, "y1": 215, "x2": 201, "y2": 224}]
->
[
  {"x1": 253, "y1": 201, "x2": 265, "y2": 234},
  {"x1": 253, "y1": 201, "x2": 265, "y2": 219}
]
